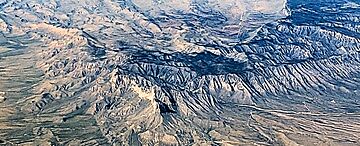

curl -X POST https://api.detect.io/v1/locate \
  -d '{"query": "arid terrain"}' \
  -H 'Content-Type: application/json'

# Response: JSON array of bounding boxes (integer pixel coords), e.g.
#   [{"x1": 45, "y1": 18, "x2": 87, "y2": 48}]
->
[{"x1": 0, "y1": 0, "x2": 360, "y2": 145}]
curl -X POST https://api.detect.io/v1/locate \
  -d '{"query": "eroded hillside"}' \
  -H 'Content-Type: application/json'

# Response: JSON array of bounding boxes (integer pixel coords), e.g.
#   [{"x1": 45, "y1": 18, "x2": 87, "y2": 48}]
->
[{"x1": 0, "y1": 0, "x2": 360, "y2": 145}]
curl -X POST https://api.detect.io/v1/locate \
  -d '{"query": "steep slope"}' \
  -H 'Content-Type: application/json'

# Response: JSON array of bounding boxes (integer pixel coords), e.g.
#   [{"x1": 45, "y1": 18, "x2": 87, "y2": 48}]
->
[{"x1": 0, "y1": 0, "x2": 360, "y2": 145}]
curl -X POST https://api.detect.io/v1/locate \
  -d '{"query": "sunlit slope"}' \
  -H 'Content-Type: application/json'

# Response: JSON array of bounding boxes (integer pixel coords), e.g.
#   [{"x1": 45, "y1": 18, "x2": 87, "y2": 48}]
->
[{"x1": 0, "y1": 0, "x2": 359, "y2": 145}]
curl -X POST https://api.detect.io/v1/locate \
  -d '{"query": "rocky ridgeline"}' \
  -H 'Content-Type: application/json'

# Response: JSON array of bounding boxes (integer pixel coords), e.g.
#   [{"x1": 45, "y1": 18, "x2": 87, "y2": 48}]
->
[{"x1": 0, "y1": 0, "x2": 360, "y2": 145}]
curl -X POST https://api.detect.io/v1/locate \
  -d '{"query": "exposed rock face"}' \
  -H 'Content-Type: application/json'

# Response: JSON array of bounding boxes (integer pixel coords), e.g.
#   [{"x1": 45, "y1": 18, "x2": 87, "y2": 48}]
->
[{"x1": 0, "y1": 0, "x2": 360, "y2": 145}]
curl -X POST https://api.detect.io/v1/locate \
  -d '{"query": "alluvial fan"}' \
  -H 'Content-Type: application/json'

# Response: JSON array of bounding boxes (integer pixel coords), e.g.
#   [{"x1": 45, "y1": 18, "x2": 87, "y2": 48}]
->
[{"x1": 0, "y1": 0, "x2": 360, "y2": 145}]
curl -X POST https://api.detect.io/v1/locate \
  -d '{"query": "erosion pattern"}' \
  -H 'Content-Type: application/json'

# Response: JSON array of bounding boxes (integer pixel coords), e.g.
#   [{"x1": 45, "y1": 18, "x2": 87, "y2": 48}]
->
[{"x1": 0, "y1": 0, "x2": 360, "y2": 145}]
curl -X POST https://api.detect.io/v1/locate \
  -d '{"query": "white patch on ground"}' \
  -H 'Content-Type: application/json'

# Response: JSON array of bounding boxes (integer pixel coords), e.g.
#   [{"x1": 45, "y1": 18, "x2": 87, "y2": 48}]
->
[
  {"x1": 0, "y1": 47, "x2": 10, "y2": 53},
  {"x1": 0, "y1": 91, "x2": 5, "y2": 102}
]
